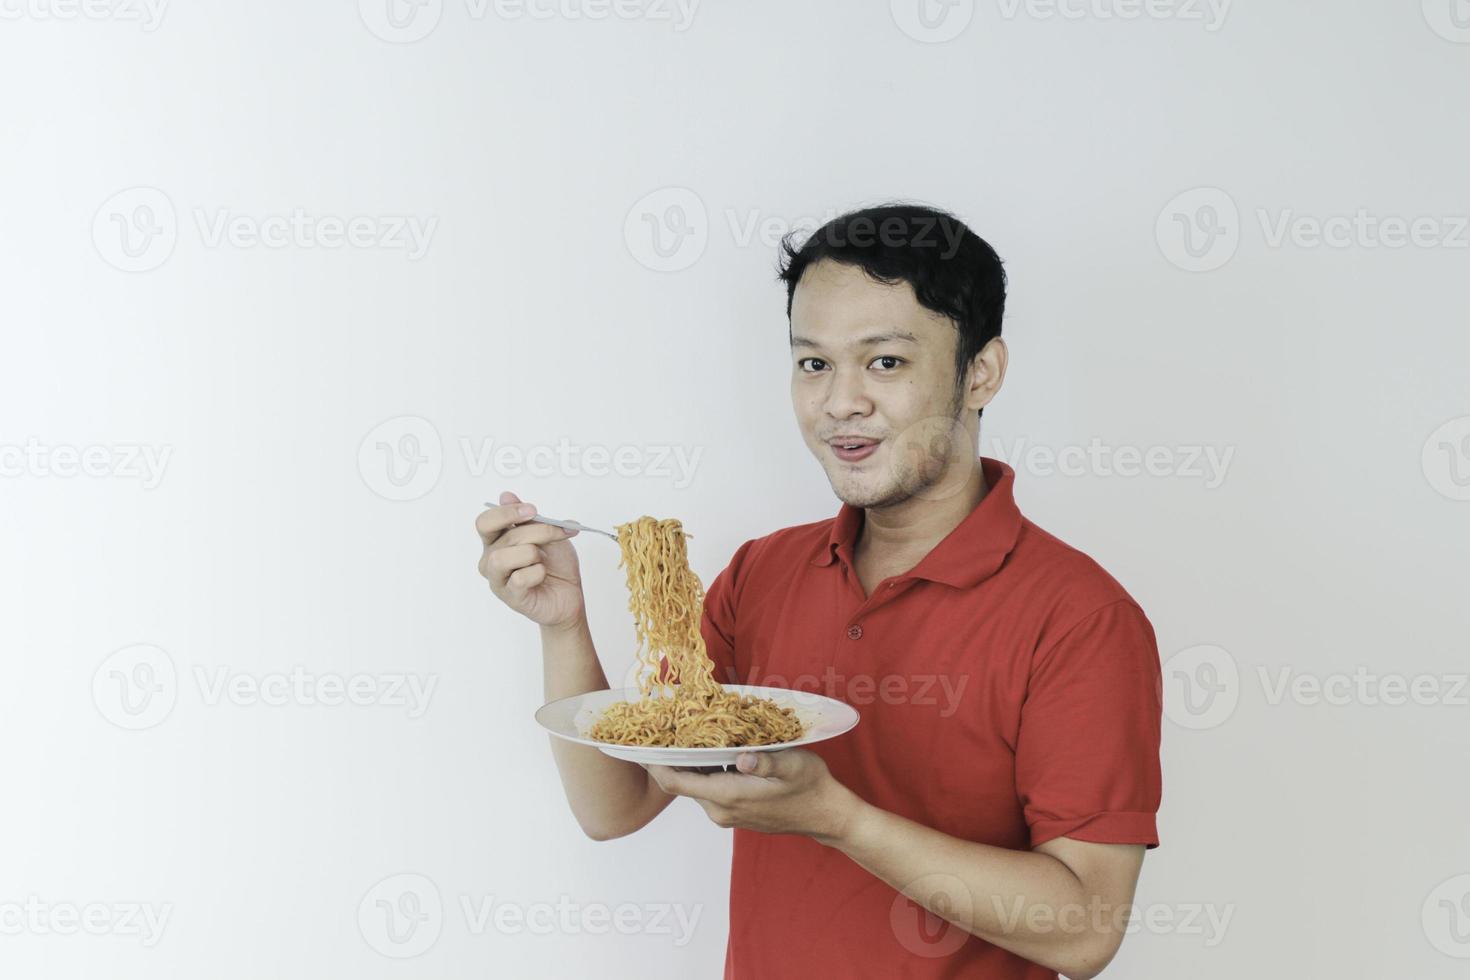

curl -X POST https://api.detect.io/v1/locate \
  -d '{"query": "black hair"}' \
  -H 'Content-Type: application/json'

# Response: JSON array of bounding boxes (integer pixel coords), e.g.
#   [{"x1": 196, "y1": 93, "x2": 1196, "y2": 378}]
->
[{"x1": 776, "y1": 203, "x2": 1006, "y2": 419}]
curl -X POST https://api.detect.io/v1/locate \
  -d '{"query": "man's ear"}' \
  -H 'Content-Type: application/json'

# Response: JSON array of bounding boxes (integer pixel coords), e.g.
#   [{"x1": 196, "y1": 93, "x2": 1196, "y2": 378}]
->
[{"x1": 963, "y1": 337, "x2": 1008, "y2": 413}]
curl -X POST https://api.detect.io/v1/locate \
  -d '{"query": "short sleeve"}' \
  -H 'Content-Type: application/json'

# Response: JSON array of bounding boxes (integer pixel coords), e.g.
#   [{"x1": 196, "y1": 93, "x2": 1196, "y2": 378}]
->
[
  {"x1": 697, "y1": 538, "x2": 757, "y2": 686},
  {"x1": 1015, "y1": 599, "x2": 1163, "y2": 849}
]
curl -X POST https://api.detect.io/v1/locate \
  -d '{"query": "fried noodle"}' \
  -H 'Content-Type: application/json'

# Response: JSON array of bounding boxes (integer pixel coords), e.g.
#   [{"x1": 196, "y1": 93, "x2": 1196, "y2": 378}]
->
[{"x1": 586, "y1": 516, "x2": 805, "y2": 748}]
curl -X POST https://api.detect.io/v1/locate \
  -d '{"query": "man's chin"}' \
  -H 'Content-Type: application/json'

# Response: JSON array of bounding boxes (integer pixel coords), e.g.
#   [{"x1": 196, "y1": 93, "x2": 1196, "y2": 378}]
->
[{"x1": 828, "y1": 476, "x2": 907, "y2": 510}]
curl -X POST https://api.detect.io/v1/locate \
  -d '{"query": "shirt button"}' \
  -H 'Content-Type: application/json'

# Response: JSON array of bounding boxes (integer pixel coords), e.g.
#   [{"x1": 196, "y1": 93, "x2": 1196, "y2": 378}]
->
[{"x1": 846, "y1": 624, "x2": 863, "y2": 640}]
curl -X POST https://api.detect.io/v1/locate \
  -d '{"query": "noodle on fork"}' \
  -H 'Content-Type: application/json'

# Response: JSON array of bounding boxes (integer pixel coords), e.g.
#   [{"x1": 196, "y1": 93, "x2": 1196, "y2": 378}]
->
[{"x1": 586, "y1": 517, "x2": 805, "y2": 748}]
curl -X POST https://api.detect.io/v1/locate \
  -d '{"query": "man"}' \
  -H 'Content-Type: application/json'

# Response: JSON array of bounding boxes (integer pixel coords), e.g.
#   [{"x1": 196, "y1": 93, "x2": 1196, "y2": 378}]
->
[{"x1": 476, "y1": 204, "x2": 1163, "y2": 979}]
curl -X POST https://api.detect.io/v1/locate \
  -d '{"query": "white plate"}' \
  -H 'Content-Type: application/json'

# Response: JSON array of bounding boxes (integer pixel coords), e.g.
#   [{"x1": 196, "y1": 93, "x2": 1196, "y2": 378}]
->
[{"x1": 535, "y1": 684, "x2": 860, "y2": 767}]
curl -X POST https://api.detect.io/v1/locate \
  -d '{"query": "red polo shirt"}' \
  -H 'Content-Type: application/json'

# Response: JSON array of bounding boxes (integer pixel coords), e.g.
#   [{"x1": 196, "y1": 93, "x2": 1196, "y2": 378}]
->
[{"x1": 697, "y1": 457, "x2": 1162, "y2": 979}]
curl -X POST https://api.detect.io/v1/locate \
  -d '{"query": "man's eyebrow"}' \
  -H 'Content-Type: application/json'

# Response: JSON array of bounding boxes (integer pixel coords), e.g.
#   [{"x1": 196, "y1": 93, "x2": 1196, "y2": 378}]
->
[{"x1": 790, "y1": 330, "x2": 919, "y2": 349}]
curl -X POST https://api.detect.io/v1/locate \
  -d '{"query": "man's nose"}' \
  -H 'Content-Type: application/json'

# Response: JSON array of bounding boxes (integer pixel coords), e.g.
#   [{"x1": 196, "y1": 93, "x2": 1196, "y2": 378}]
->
[{"x1": 823, "y1": 367, "x2": 872, "y2": 419}]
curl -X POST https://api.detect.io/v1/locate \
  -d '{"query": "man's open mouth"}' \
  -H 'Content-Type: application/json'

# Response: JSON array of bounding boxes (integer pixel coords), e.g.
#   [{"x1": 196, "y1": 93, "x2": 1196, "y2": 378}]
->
[{"x1": 827, "y1": 437, "x2": 881, "y2": 462}]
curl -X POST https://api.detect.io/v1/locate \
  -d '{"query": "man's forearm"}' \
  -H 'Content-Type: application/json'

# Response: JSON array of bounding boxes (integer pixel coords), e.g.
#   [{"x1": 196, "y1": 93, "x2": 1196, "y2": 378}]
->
[
  {"x1": 828, "y1": 798, "x2": 1131, "y2": 979},
  {"x1": 541, "y1": 614, "x2": 670, "y2": 840}
]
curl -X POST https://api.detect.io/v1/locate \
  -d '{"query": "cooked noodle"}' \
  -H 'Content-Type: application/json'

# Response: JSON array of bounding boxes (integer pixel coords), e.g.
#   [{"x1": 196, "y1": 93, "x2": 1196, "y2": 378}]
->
[{"x1": 586, "y1": 516, "x2": 805, "y2": 748}]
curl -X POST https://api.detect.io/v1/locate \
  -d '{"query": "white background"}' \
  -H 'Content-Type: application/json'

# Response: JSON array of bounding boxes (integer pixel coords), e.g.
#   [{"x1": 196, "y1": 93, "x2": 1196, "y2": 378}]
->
[{"x1": 2, "y1": 0, "x2": 1468, "y2": 976}]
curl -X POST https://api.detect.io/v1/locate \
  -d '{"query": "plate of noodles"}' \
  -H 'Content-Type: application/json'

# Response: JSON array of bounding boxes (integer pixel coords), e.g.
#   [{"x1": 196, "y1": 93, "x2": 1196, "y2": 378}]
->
[
  {"x1": 537, "y1": 683, "x2": 860, "y2": 767},
  {"x1": 534, "y1": 515, "x2": 859, "y2": 767}
]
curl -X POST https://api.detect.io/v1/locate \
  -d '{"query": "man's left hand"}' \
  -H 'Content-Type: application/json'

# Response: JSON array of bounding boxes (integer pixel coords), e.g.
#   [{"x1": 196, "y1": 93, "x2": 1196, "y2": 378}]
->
[{"x1": 646, "y1": 749, "x2": 860, "y2": 842}]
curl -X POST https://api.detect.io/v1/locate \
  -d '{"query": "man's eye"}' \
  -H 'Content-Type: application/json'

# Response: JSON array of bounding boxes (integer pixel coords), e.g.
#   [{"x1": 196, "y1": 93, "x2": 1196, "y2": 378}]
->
[
  {"x1": 871, "y1": 356, "x2": 904, "y2": 370},
  {"x1": 798, "y1": 358, "x2": 828, "y2": 372}
]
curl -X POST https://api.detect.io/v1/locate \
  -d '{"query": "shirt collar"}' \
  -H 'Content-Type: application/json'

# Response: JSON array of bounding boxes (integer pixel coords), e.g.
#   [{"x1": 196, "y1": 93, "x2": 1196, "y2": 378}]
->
[{"x1": 810, "y1": 456, "x2": 1023, "y2": 589}]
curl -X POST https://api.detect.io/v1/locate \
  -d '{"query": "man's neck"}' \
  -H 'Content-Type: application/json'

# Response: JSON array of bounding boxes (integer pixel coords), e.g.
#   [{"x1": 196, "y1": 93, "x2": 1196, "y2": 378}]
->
[{"x1": 853, "y1": 458, "x2": 990, "y2": 573}]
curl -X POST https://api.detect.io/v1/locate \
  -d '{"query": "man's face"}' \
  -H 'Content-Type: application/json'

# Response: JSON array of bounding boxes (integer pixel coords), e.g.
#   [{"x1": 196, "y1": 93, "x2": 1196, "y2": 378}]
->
[{"x1": 790, "y1": 259, "x2": 978, "y2": 509}]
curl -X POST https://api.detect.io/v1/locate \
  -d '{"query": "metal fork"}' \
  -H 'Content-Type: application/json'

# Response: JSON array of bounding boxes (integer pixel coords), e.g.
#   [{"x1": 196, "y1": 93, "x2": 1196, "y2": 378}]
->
[{"x1": 482, "y1": 504, "x2": 619, "y2": 540}]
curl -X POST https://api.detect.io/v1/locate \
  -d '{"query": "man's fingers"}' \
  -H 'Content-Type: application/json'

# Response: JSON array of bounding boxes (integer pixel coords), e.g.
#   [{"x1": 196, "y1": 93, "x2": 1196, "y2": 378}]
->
[
  {"x1": 477, "y1": 500, "x2": 582, "y2": 552},
  {"x1": 646, "y1": 765, "x2": 754, "y2": 804},
  {"x1": 484, "y1": 543, "x2": 544, "y2": 585},
  {"x1": 476, "y1": 500, "x2": 537, "y2": 544},
  {"x1": 646, "y1": 764, "x2": 684, "y2": 797},
  {"x1": 735, "y1": 749, "x2": 801, "y2": 778},
  {"x1": 505, "y1": 563, "x2": 547, "y2": 593},
  {"x1": 697, "y1": 801, "x2": 736, "y2": 829},
  {"x1": 647, "y1": 765, "x2": 712, "y2": 800},
  {"x1": 499, "y1": 522, "x2": 579, "y2": 551}
]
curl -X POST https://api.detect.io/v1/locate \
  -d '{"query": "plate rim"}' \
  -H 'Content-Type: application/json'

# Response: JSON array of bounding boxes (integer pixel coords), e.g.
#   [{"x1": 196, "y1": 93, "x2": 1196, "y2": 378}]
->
[{"x1": 534, "y1": 683, "x2": 860, "y2": 756}]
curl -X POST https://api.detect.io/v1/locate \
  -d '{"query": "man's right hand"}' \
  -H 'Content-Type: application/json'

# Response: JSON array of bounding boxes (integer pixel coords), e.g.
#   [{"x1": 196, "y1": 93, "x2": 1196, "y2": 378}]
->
[{"x1": 477, "y1": 491, "x2": 587, "y2": 630}]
